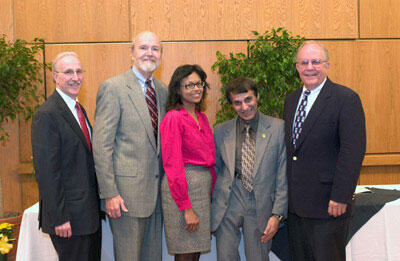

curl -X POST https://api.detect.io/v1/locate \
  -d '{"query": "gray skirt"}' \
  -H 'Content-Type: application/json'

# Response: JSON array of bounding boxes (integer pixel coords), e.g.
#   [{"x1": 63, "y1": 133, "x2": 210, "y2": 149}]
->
[{"x1": 161, "y1": 164, "x2": 212, "y2": 254}]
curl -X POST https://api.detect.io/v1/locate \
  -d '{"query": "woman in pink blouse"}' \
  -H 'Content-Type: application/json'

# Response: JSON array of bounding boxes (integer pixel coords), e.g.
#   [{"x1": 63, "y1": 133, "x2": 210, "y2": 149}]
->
[{"x1": 160, "y1": 64, "x2": 216, "y2": 261}]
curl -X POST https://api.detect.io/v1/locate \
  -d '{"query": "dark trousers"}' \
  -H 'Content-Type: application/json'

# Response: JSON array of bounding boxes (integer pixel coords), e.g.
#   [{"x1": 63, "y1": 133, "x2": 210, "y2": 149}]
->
[
  {"x1": 50, "y1": 227, "x2": 102, "y2": 261},
  {"x1": 287, "y1": 212, "x2": 350, "y2": 261}
]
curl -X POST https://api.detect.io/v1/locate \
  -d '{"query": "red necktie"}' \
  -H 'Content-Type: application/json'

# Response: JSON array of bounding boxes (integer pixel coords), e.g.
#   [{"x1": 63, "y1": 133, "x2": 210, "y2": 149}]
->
[
  {"x1": 145, "y1": 79, "x2": 158, "y2": 142},
  {"x1": 75, "y1": 102, "x2": 92, "y2": 152}
]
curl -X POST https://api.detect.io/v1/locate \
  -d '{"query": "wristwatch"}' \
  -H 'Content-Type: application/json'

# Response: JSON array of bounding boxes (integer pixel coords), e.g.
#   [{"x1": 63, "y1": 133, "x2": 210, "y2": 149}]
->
[{"x1": 272, "y1": 214, "x2": 283, "y2": 222}]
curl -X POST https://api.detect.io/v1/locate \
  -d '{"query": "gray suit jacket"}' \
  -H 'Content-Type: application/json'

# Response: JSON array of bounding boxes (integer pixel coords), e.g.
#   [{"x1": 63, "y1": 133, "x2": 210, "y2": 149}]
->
[
  {"x1": 211, "y1": 113, "x2": 288, "y2": 232},
  {"x1": 93, "y1": 69, "x2": 167, "y2": 218}
]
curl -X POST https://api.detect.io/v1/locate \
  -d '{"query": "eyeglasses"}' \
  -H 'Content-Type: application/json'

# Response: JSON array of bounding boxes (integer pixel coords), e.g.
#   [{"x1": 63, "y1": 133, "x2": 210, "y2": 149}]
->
[
  {"x1": 297, "y1": 59, "x2": 327, "y2": 68},
  {"x1": 182, "y1": 81, "x2": 206, "y2": 90},
  {"x1": 55, "y1": 69, "x2": 84, "y2": 77}
]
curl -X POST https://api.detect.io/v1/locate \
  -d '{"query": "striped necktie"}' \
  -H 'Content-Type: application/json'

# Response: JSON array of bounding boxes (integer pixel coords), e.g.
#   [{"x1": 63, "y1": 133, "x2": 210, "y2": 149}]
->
[
  {"x1": 241, "y1": 124, "x2": 256, "y2": 192},
  {"x1": 292, "y1": 90, "x2": 311, "y2": 147},
  {"x1": 145, "y1": 79, "x2": 158, "y2": 142}
]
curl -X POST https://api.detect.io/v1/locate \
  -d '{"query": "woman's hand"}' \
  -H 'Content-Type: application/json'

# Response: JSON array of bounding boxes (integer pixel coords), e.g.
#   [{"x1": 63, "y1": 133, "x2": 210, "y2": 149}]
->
[{"x1": 183, "y1": 208, "x2": 199, "y2": 232}]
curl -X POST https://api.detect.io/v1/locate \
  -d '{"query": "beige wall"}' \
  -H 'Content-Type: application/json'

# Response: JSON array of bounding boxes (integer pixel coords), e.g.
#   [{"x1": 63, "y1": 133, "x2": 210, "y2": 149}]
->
[{"x1": 1, "y1": 0, "x2": 400, "y2": 213}]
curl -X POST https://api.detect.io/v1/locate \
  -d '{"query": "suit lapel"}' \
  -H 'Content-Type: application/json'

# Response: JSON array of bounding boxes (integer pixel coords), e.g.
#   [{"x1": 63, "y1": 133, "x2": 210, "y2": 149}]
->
[
  {"x1": 154, "y1": 79, "x2": 165, "y2": 154},
  {"x1": 220, "y1": 119, "x2": 237, "y2": 178},
  {"x1": 53, "y1": 91, "x2": 91, "y2": 153},
  {"x1": 124, "y1": 70, "x2": 157, "y2": 151},
  {"x1": 253, "y1": 114, "x2": 272, "y2": 176},
  {"x1": 295, "y1": 78, "x2": 333, "y2": 150},
  {"x1": 286, "y1": 88, "x2": 302, "y2": 146}
]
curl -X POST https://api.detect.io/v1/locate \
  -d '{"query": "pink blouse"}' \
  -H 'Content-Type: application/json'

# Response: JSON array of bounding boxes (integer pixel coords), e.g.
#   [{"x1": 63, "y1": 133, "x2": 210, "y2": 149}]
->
[{"x1": 160, "y1": 107, "x2": 217, "y2": 211}]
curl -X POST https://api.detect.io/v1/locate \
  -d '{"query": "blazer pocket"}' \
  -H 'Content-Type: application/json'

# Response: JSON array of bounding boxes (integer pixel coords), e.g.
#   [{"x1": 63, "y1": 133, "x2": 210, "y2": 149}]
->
[
  {"x1": 114, "y1": 161, "x2": 138, "y2": 177},
  {"x1": 318, "y1": 171, "x2": 334, "y2": 184},
  {"x1": 65, "y1": 189, "x2": 85, "y2": 201}
]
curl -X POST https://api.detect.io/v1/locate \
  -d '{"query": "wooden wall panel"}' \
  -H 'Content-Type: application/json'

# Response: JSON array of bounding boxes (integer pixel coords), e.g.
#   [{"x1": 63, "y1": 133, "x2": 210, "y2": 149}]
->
[
  {"x1": 321, "y1": 41, "x2": 357, "y2": 93},
  {"x1": 0, "y1": 121, "x2": 22, "y2": 213},
  {"x1": 131, "y1": 0, "x2": 357, "y2": 41},
  {"x1": 45, "y1": 44, "x2": 133, "y2": 123},
  {"x1": 14, "y1": 0, "x2": 130, "y2": 42},
  {"x1": 354, "y1": 41, "x2": 400, "y2": 154},
  {"x1": 359, "y1": 166, "x2": 400, "y2": 185},
  {"x1": 0, "y1": 0, "x2": 14, "y2": 39},
  {"x1": 159, "y1": 41, "x2": 248, "y2": 125},
  {"x1": 292, "y1": 0, "x2": 357, "y2": 39},
  {"x1": 360, "y1": 0, "x2": 400, "y2": 38},
  {"x1": 20, "y1": 175, "x2": 39, "y2": 211}
]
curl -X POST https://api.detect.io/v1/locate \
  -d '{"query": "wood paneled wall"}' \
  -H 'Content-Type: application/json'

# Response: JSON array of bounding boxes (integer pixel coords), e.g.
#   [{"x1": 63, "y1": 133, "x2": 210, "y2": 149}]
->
[{"x1": 1, "y1": 0, "x2": 400, "y2": 213}]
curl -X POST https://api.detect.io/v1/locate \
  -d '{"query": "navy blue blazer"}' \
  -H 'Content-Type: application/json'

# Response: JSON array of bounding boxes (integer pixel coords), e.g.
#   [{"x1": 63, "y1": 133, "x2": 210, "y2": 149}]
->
[{"x1": 283, "y1": 78, "x2": 366, "y2": 219}]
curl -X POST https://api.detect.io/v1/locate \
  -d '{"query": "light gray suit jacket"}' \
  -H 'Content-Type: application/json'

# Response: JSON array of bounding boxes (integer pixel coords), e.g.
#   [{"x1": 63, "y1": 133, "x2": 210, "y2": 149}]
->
[
  {"x1": 211, "y1": 113, "x2": 288, "y2": 232},
  {"x1": 93, "y1": 69, "x2": 167, "y2": 218}
]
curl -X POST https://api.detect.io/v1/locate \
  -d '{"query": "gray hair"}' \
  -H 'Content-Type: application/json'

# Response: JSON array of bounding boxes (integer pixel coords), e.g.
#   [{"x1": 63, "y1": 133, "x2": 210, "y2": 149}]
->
[
  {"x1": 131, "y1": 31, "x2": 162, "y2": 53},
  {"x1": 52, "y1": 51, "x2": 79, "y2": 72},
  {"x1": 296, "y1": 41, "x2": 329, "y2": 62}
]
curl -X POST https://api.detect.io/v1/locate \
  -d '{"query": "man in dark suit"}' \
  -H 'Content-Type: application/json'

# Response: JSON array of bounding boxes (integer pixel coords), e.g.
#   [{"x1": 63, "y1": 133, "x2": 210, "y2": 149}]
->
[
  {"x1": 283, "y1": 41, "x2": 366, "y2": 261},
  {"x1": 31, "y1": 52, "x2": 101, "y2": 260}
]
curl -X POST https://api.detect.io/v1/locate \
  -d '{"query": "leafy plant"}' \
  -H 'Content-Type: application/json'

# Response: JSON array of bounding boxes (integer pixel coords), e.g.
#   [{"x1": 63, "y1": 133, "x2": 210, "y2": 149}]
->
[
  {"x1": 212, "y1": 28, "x2": 305, "y2": 124},
  {"x1": 0, "y1": 35, "x2": 50, "y2": 141}
]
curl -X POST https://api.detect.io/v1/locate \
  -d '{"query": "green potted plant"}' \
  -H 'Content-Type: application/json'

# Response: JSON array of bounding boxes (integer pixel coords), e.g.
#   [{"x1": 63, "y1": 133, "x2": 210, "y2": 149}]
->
[
  {"x1": 0, "y1": 35, "x2": 49, "y2": 141},
  {"x1": 212, "y1": 28, "x2": 305, "y2": 123}
]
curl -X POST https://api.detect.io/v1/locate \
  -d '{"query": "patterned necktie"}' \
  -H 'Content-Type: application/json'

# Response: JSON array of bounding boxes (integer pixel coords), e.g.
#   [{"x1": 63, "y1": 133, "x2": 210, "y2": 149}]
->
[
  {"x1": 145, "y1": 79, "x2": 158, "y2": 142},
  {"x1": 75, "y1": 102, "x2": 92, "y2": 152},
  {"x1": 241, "y1": 124, "x2": 256, "y2": 192},
  {"x1": 292, "y1": 90, "x2": 311, "y2": 147}
]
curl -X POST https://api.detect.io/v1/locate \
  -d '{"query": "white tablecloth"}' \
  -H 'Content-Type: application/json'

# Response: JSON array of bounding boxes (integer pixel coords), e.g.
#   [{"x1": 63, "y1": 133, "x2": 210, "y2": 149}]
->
[
  {"x1": 15, "y1": 203, "x2": 114, "y2": 261},
  {"x1": 346, "y1": 185, "x2": 400, "y2": 261},
  {"x1": 16, "y1": 184, "x2": 400, "y2": 261}
]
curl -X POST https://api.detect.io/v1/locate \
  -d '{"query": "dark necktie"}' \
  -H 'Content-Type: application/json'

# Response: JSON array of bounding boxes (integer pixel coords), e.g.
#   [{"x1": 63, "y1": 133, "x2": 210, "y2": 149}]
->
[
  {"x1": 145, "y1": 79, "x2": 158, "y2": 142},
  {"x1": 241, "y1": 124, "x2": 256, "y2": 192},
  {"x1": 292, "y1": 90, "x2": 311, "y2": 147},
  {"x1": 75, "y1": 102, "x2": 92, "y2": 151}
]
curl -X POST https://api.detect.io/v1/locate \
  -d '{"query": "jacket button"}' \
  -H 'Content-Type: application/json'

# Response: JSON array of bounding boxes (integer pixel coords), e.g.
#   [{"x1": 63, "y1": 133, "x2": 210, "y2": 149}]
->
[{"x1": 293, "y1": 156, "x2": 297, "y2": 161}]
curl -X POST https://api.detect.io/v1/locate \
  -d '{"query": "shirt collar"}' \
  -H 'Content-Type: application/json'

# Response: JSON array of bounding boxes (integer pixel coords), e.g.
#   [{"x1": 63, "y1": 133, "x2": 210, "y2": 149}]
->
[
  {"x1": 238, "y1": 111, "x2": 259, "y2": 133},
  {"x1": 56, "y1": 88, "x2": 78, "y2": 111},
  {"x1": 132, "y1": 66, "x2": 153, "y2": 84},
  {"x1": 302, "y1": 77, "x2": 326, "y2": 95}
]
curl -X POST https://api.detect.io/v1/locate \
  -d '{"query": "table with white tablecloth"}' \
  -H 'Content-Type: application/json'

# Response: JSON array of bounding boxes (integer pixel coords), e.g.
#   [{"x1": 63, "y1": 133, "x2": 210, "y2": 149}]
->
[
  {"x1": 16, "y1": 185, "x2": 400, "y2": 261},
  {"x1": 346, "y1": 185, "x2": 400, "y2": 261}
]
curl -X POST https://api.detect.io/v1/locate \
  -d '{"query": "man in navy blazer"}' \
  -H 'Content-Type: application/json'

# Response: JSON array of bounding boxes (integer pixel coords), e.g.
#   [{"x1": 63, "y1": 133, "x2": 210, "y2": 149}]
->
[
  {"x1": 283, "y1": 41, "x2": 366, "y2": 260},
  {"x1": 31, "y1": 52, "x2": 101, "y2": 260}
]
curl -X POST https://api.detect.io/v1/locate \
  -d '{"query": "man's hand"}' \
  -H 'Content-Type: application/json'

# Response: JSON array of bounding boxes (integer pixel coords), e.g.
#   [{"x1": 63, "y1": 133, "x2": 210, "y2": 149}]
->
[
  {"x1": 183, "y1": 208, "x2": 199, "y2": 232},
  {"x1": 261, "y1": 216, "x2": 280, "y2": 243},
  {"x1": 328, "y1": 200, "x2": 347, "y2": 217},
  {"x1": 106, "y1": 195, "x2": 128, "y2": 219},
  {"x1": 55, "y1": 221, "x2": 72, "y2": 238}
]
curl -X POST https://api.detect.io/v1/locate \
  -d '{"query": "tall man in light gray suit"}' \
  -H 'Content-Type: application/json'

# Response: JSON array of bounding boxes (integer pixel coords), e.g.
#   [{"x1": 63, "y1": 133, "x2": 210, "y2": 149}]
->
[
  {"x1": 211, "y1": 77, "x2": 288, "y2": 261},
  {"x1": 93, "y1": 31, "x2": 167, "y2": 261}
]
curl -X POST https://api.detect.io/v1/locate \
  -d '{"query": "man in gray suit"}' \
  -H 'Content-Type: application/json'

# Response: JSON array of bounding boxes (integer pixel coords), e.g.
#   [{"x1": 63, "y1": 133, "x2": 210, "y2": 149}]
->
[
  {"x1": 93, "y1": 31, "x2": 167, "y2": 261},
  {"x1": 211, "y1": 77, "x2": 287, "y2": 261}
]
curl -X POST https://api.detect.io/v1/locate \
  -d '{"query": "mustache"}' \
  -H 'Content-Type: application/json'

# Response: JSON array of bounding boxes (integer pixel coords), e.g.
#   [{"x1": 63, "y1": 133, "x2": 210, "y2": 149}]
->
[
  {"x1": 67, "y1": 80, "x2": 82, "y2": 86},
  {"x1": 142, "y1": 56, "x2": 156, "y2": 62}
]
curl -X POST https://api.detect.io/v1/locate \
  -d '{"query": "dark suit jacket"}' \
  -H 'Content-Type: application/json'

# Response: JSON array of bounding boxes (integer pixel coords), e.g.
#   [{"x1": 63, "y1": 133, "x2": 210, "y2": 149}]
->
[
  {"x1": 283, "y1": 78, "x2": 366, "y2": 219},
  {"x1": 31, "y1": 91, "x2": 100, "y2": 235}
]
